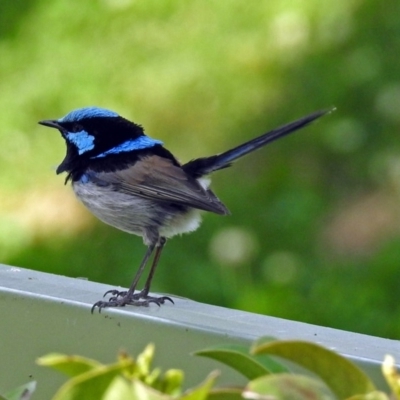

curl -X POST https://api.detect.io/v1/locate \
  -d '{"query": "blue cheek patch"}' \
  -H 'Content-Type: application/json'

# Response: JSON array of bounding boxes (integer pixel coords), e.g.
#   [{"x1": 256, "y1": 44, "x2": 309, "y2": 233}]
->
[
  {"x1": 66, "y1": 131, "x2": 95, "y2": 155},
  {"x1": 93, "y1": 136, "x2": 163, "y2": 158}
]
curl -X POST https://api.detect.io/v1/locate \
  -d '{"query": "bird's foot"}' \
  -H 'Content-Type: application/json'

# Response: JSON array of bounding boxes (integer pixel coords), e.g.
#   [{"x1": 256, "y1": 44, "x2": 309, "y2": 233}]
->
[{"x1": 91, "y1": 289, "x2": 174, "y2": 313}]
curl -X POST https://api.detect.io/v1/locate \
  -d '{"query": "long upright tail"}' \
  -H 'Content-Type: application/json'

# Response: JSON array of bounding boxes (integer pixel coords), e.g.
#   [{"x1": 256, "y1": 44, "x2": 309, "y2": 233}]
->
[{"x1": 183, "y1": 108, "x2": 333, "y2": 178}]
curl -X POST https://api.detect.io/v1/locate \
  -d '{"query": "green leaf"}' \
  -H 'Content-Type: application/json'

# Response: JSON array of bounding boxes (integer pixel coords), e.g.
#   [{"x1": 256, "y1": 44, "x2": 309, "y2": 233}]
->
[
  {"x1": 157, "y1": 369, "x2": 184, "y2": 396},
  {"x1": 37, "y1": 353, "x2": 102, "y2": 377},
  {"x1": 250, "y1": 336, "x2": 276, "y2": 353},
  {"x1": 135, "y1": 344, "x2": 155, "y2": 377},
  {"x1": 252, "y1": 340, "x2": 376, "y2": 398},
  {"x1": 50, "y1": 359, "x2": 134, "y2": 400},
  {"x1": 103, "y1": 376, "x2": 137, "y2": 400},
  {"x1": 2, "y1": 382, "x2": 36, "y2": 400},
  {"x1": 245, "y1": 373, "x2": 335, "y2": 400},
  {"x1": 382, "y1": 355, "x2": 400, "y2": 398},
  {"x1": 194, "y1": 344, "x2": 287, "y2": 379},
  {"x1": 346, "y1": 392, "x2": 389, "y2": 400},
  {"x1": 207, "y1": 387, "x2": 244, "y2": 400},
  {"x1": 131, "y1": 379, "x2": 172, "y2": 400},
  {"x1": 180, "y1": 371, "x2": 219, "y2": 400}
]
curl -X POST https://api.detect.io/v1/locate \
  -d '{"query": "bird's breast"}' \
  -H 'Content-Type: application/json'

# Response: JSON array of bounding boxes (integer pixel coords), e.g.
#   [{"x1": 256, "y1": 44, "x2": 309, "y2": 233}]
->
[
  {"x1": 73, "y1": 181, "x2": 156, "y2": 235},
  {"x1": 72, "y1": 180, "x2": 203, "y2": 242}
]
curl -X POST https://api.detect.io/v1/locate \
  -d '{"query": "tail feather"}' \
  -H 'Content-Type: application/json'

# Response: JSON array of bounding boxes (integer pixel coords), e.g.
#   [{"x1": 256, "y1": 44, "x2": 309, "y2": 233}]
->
[{"x1": 183, "y1": 108, "x2": 333, "y2": 178}]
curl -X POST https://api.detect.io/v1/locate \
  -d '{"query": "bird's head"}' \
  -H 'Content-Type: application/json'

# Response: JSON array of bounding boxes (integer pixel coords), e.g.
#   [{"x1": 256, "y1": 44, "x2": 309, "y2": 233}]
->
[{"x1": 39, "y1": 106, "x2": 163, "y2": 174}]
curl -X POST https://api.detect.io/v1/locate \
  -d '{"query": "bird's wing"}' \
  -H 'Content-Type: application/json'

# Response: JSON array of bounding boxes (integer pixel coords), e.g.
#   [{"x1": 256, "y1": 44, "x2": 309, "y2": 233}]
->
[{"x1": 93, "y1": 155, "x2": 229, "y2": 215}]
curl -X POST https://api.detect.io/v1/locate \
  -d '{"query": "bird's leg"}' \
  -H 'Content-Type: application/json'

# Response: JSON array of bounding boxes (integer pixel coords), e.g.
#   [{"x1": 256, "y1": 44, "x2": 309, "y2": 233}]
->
[
  {"x1": 91, "y1": 237, "x2": 173, "y2": 313},
  {"x1": 100, "y1": 242, "x2": 156, "y2": 301},
  {"x1": 139, "y1": 237, "x2": 166, "y2": 297},
  {"x1": 132, "y1": 237, "x2": 173, "y2": 305},
  {"x1": 126, "y1": 242, "x2": 157, "y2": 298}
]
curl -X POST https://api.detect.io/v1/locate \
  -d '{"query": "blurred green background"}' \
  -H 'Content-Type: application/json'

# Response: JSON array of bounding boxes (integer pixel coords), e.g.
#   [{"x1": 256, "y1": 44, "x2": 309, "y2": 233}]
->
[{"x1": 1, "y1": 0, "x2": 400, "y2": 339}]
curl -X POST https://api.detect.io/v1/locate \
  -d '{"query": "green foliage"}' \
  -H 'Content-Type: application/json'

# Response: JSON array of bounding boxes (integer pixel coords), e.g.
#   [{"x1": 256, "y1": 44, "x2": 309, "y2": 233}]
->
[
  {"x1": 245, "y1": 374, "x2": 334, "y2": 400},
  {"x1": 252, "y1": 338, "x2": 375, "y2": 398},
  {"x1": 33, "y1": 339, "x2": 400, "y2": 399},
  {"x1": 37, "y1": 344, "x2": 211, "y2": 400},
  {"x1": 2, "y1": 1, "x2": 400, "y2": 338},
  {"x1": 0, "y1": 381, "x2": 36, "y2": 400},
  {"x1": 198, "y1": 338, "x2": 378, "y2": 399},
  {"x1": 195, "y1": 343, "x2": 289, "y2": 379}
]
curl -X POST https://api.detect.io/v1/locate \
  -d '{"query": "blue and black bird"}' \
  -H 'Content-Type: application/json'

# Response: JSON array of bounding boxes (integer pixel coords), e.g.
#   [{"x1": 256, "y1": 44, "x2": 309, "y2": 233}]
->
[{"x1": 39, "y1": 107, "x2": 330, "y2": 312}]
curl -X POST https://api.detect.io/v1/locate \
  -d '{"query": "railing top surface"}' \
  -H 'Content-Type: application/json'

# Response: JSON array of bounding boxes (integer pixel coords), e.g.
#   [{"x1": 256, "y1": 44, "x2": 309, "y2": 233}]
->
[{"x1": 1, "y1": 263, "x2": 398, "y2": 362}]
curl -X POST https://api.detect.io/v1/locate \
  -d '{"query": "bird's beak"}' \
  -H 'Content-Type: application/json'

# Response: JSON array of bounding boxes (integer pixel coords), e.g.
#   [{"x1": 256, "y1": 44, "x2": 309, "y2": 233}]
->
[{"x1": 38, "y1": 120, "x2": 62, "y2": 129}]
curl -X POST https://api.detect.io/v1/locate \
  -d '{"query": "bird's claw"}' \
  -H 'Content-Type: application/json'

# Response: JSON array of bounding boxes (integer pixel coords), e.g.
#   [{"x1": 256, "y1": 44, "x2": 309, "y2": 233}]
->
[
  {"x1": 91, "y1": 290, "x2": 174, "y2": 313},
  {"x1": 103, "y1": 289, "x2": 128, "y2": 299}
]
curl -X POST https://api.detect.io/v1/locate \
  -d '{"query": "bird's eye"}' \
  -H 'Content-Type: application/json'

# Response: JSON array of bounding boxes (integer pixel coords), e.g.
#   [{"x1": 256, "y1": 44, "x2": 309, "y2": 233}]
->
[{"x1": 71, "y1": 123, "x2": 83, "y2": 133}]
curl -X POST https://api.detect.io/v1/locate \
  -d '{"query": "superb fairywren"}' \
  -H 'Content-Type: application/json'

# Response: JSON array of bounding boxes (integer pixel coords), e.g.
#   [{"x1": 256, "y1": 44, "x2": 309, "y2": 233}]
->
[{"x1": 39, "y1": 107, "x2": 330, "y2": 312}]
